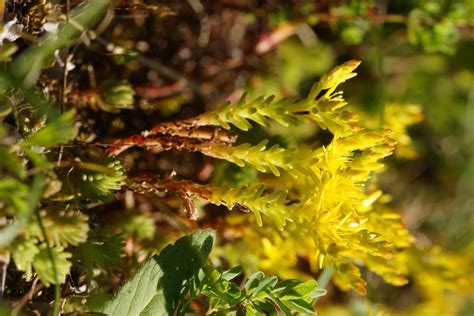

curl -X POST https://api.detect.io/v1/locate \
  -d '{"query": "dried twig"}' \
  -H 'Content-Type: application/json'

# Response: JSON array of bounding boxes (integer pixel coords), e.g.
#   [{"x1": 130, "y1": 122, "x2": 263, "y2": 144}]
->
[{"x1": 11, "y1": 278, "x2": 45, "y2": 315}]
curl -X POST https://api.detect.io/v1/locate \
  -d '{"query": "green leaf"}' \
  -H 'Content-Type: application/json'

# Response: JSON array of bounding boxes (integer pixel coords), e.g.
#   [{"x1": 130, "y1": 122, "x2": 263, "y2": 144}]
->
[
  {"x1": 221, "y1": 266, "x2": 242, "y2": 281},
  {"x1": 225, "y1": 283, "x2": 244, "y2": 300},
  {"x1": 74, "y1": 231, "x2": 125, "y2": 272},
  {"x1": 0, "y1": 43, "x2": 18, "y2": 62},
  {"x1": 407, "y1": 2, "x2": 462, "y2": 54},
  {"x1": 119, "y1": 214, "x2": 155, "y2": 241},
  {"x1": 280, "y1": 298, "x2": 314, "y2": 314},
  {"x1": 280, "y1": 279, "x2": 326, "y2": 300},
  {"x1": 244, "y1": 271, "x2": 265, "y2": 291},
  {"x1": 101, "y1": 230, "x2": 215, "y2": 316},
  {"x1": 245, "y1": 304, "x2": 259, "y2": 316},
  {"x1": 100, "y1": 80, "x2": 135, "y2": 112},
  {"x1": 253, "y1": 300, "x2": 279, "y2": 315},
  {"x1": 30, "y1": 210, "x2": 89, "y2": 247},
  {"x1": 0, "y1": 176, "x2": 43, "y2": 248},
  {"x1": 202, "y1": 287, "x2": 222, "y2": 299},
  {"x1": 11, "y1": 237, "x2": 39, "y2": 280},
  {"x1": 0, "y1": 146, "x2": 26, "y2": 178},
  {"x1": 269, "y1": 297, "x2": 293, "y2": 315},
  {"x1": 22, "y1": 147, "x2": 50, "y2": 169},
  {"x1": 272, "y1": 279, "x2": 301, "y2": 294},
  {"x1": 295, "y1": 280, "x2": 326, "y2": 299},
  {"x1": 59, "y1": 158, "x2": 125, "y2": 199},
  {"x1": 251, "y1": 276, "x2": 278, "y2": 297},
  {"x1": 21, "y1": 110, "x2": 77, "y2": 148},
  {"x1": 32, "y1": 245, "x2": 72, "y2": 287},
  {"x1": 111, "y1": 50, "x2": 139, "y2": 65},
  {"x1": 0, "y1": 177, "x2": 29, "y2": 212}
]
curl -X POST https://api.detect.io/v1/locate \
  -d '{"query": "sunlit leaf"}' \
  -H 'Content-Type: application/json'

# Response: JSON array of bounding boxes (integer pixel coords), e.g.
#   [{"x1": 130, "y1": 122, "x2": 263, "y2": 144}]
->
[
  {"x1": 21, "y1": 110, "x2": 76, "y2": 148},
  {"x1": 32, "y1": 245, "x2": 72, "y2": 287},
  {"x1": 101, "y1": 230, "x2": 215, "y2": 315}
]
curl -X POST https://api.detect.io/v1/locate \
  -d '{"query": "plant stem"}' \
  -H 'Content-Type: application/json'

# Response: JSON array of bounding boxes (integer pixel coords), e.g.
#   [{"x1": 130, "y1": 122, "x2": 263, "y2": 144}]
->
[
  {"x1": 11, "y1": 279, "x2": 44, "y2": 315},
  {"x1": 315, "y1": 266, "x2": 333, "y2": 303},
  {"x1": 371, "y1": 20, "x2": 386, "y2": 127}
]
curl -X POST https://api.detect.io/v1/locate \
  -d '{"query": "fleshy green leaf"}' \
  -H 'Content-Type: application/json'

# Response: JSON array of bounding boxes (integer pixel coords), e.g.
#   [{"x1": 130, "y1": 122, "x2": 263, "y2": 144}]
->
[{"x1": 59, "y1": 158, "x2": 126, "y2": 199}]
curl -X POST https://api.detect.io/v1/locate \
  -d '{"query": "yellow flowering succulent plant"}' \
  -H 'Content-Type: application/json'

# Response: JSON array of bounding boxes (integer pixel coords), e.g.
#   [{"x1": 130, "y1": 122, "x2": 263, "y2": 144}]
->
[
  {"x1": 2, "y1": 1, "x2": 471, "y2": 314},
  {"x1": 127, "y1": 60, "x2": 415, "y2": 295}
]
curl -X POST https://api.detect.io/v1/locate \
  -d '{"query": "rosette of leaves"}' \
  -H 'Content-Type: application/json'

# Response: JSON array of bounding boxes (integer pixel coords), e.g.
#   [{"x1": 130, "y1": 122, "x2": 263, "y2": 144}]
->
[{"x1": 98, "y1": 79, "x2": 135, "y2": 113}]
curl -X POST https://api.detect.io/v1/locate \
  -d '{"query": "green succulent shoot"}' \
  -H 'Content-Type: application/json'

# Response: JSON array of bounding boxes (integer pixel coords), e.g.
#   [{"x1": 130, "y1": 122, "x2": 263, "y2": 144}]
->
[
  {"x1": 58, "y1": 158, "x2": 126, "y2": 200},
  {"x1": 100, "y1": 80, "x2": 135, "y2": 112}
]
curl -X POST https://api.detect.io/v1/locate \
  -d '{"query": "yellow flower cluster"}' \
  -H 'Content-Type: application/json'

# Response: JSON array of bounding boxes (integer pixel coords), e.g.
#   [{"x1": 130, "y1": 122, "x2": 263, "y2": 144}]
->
[
  {"x1": 398, "y1": 244, "x2": 474, "y2": 315},
  {"x1": 194, "y1": 61, "x2": 416, "y2": 294},
  {"x1": 355, "y1": 103, "x2": 424, "y2": 159}
]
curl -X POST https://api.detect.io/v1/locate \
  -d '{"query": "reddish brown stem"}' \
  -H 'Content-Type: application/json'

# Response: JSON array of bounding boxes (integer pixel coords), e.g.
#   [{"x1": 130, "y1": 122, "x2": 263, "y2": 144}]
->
[
  {"x1": 135, "y1": 82, "x2": 186, "y2": 99},
  {"x1": 106, "y1": 129, "x2": 234, "y2": 156}
]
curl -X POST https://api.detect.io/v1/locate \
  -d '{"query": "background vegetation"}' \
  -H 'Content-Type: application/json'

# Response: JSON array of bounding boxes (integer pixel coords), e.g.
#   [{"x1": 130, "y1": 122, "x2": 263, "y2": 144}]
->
[{"x1": 0, "y1": 0, "x2": 473, "y2": 315}]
